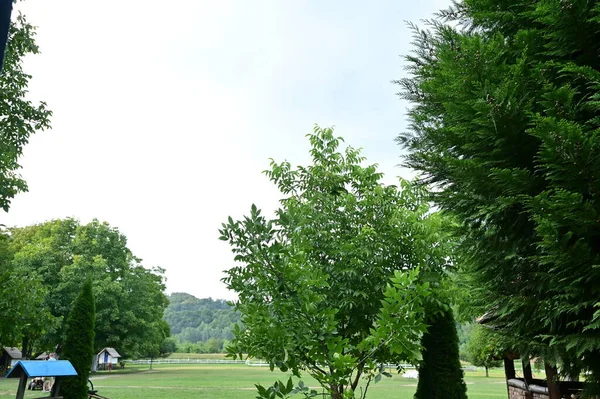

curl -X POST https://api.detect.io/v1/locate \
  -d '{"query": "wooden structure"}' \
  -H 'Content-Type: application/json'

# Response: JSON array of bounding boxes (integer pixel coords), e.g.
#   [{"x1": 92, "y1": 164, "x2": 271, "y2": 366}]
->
[
  {"x1": 96, "y1": 348, "x2": 120, "y2": 370},
  {"x1": 0, "y1": 347, "x2": 22, "y2": 371},
  {"x1": 501, "y1": 353, "x2": 584, "y2": 399},
  {"x1": 5, "y1": 360, "x2": 77, "y2": 399},
  {"x1": 476, "y1": 314, "x2": 589, "y2": 399}
]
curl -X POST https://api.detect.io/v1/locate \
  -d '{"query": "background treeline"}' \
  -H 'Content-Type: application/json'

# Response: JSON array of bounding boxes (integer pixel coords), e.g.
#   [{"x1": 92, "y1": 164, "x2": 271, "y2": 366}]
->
[{"x1": 162, "y1": 293, "x2": 240, "y2": 354}]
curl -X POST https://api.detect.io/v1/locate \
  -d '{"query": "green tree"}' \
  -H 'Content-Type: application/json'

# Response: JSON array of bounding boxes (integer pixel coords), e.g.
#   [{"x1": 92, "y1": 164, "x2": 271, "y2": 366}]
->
[
  {"x1": 6, "y1": 218, "x2": 169, "y2": 358},
  {"x1": 465, "y1": 324, "x2": 502, "y2": 377},
  {"x1": 0, "y1": 11, "x2": 51, "y2": 211},
  {"x1": 163, "y1": 293, "x2": 240, "y2": 345},
  {"x1": 138, "y1": 319, "x2": 171, "y2": 370},
  {"x1": 0, "y1": 229, "x2": 57, "y2": 352},
  {"x1": 60, "y1": 279, "x2": 96, "y2": 399},
  {"x1": 397, "y1": 0, "x2": 600, "y2": 390},
  {"x1": 415, "y1": 308, "x2": 467, "y2": 399},
  {"x1": 160, "y1": 337, "x2": 178, "y2": 356},
  {"x1": 456, "y1": 322, "x2": 474, "y2": 362},
  {"x1": 220, "y1": 126, "x2": 450, "y2": 399},
  {"x1": 0, "y1": 7, "x2": 51, "y2": 349}
]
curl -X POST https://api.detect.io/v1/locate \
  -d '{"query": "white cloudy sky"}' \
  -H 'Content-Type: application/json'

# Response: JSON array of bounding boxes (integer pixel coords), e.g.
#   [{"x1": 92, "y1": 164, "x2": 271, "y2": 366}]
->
[{"x1": 4, "y1": 0, "x2": 450, "y2": 300}]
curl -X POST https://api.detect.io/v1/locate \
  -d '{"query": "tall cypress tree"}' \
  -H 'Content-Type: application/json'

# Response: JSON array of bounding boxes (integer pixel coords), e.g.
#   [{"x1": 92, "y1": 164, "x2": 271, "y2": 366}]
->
[
  {"x1": 60, "y1": 279, "x2": 96, "y2": 399},
  {"x1": 415, "y1": 307, "x2": 467, "y2": 399}
]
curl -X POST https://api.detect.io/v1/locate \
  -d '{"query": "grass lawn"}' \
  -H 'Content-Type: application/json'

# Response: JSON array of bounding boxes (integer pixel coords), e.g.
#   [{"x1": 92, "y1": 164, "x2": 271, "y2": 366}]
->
[{"x1": 0, "y1": 364, "x2": 509, "y2": 399}]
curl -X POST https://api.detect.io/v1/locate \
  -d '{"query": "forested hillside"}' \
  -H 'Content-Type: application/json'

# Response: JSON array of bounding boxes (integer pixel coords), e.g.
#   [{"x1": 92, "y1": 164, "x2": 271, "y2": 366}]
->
[{"x1": 163, "y1": 293, "x2": 240, "y2": 352}]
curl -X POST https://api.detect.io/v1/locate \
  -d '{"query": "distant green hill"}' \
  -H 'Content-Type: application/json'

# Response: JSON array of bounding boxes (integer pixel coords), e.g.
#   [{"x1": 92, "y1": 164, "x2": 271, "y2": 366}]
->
[{"x1": 164, "y1": 293, "x2": 240, "y2": 347}]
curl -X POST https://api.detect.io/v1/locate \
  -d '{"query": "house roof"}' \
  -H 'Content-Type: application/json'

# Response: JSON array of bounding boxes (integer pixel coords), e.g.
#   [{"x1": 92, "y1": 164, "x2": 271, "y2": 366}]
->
[
  {"x1": 5, "y1": 360, "x2": 77, "y2": 379},
  {"x1": 98, "y1": 347, "x2": 121, "y2": 358},
  {"x1": 2, "y1": 347, "x2": 22, "y2": 359},
  {"x1": 35, "y1": 352, "x2": 49, "y2": 360}
]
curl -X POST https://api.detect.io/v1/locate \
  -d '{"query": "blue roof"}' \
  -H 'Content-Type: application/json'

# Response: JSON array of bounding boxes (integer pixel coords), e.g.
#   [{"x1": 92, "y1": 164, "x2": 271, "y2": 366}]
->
[{"x1": 5, "y1": 360, "x2": 77, "y2": 378}]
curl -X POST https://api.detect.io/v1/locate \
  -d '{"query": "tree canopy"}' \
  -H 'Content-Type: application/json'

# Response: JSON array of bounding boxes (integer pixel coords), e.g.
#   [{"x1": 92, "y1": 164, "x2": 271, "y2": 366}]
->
[
  {"x1": 164, "y1": 293, "x2": 240, "y2": 343},
  {"x1": 464, "y1": 324, "x2": 503, "y2": 377},
  {"x1": 398, "y1": 0, "x2": 600, "y2": 388},
  {"x1": 1, "y1": 218, "x2": 169, "y2": 359},
  {"x1": 220, "y1": 126, "x2": 452, "y2": 399}
]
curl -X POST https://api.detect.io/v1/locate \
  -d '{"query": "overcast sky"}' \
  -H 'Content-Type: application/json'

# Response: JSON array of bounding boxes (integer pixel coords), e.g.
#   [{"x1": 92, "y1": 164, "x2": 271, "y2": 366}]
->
[{"x1": 4, "y1": 0, "x2": 450, "y2": 300}]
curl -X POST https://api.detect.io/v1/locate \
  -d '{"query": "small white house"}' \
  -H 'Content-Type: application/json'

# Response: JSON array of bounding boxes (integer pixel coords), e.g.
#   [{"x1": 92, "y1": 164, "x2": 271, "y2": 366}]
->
[{"x1": 97, "y1": 348, "x2": 121, "y2": 367}]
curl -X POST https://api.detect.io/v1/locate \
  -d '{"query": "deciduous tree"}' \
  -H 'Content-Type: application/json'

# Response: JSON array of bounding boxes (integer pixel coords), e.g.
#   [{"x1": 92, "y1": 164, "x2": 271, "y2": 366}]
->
[
  {"x1": 0, "y1": 10, "x2": 51, "y2": 211},
  {"x1": 7, "y1": 218, "x2": 169, "y2": 358},
  {"x1": 220, "y1": 126, "x2": 451, "y2": 399},
  {"x1": 0, "y1": 6, "x2": 51, "y2": 348},
  {"x1": 465, "y1": 324, "x2": 502, "y2": 377}
]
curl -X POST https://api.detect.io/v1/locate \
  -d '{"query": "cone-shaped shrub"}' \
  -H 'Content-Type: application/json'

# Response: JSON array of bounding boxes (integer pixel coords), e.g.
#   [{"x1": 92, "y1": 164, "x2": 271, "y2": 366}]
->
[
  {"x1": 415, "y1": 308, "x2": 467, "y2": 399},
  {"x1": 60, "y1": 279, "x2": 96, "y2": 399}
]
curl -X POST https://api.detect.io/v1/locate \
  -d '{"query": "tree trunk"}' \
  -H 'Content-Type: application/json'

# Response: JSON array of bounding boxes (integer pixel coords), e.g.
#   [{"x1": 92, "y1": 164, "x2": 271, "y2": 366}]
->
[
  {"x1": 544, "y1": 362, "x2": 561, "y2": 399},
  {"x1": 523, "y1": 359, "x2": 533, "y2": 385},
  {"x1": 21, "y1": 336, "x2": 31, "y2": 359},
  {"x1": 485, "y1": 366, "x2": 489, "y2": 377},
  {"x1": 330, "y1": 383, "x2": 343, "y2": 399}
]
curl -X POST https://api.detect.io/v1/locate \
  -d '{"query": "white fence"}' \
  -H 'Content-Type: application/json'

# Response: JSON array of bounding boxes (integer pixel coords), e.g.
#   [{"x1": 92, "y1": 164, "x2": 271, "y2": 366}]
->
[
  {"x1": 126, "y1": 359, "x2": 476, "y2": 372},
  {"x1": 127, "y1": 358, "x2": 245, "y2": 365},
  {"x1": 127, "y1": 359, "x2": 416, "y2": 368}
]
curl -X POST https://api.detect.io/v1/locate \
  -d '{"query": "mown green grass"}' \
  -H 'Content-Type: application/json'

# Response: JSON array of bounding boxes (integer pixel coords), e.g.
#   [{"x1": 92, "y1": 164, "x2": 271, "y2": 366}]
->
[{"x1": 0, "y1": 364, "x2": 508, "y2": 399}]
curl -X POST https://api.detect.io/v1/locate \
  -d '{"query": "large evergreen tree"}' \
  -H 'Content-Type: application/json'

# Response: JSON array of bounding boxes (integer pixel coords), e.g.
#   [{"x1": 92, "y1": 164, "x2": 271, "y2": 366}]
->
[
  {"x1": 415, "y1": 308, "x2": 467, "y2": 399},
  {"x1": 60, "y1": 279, "x2": 96, "y2": 399},
  {"x1": 398, "y1": 0, "x2": 600, "y2": 391}
]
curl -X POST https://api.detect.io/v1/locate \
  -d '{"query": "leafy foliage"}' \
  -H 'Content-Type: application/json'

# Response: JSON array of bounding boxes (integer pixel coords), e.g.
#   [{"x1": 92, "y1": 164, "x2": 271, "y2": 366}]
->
[
  {"x1": 464, "y1": 324, "x2": 502, "y2": 376},
  {"x1": 0, "y1": 229, "x2": 57, "y2": 351},
  {"x1": 398, "y1": 0, "x2": 600, "y2": 388},
  {"x1": 254, "y1": 378, "x2": 320, "y2": 399},
  {"x1": 5, "y1": 218, "x2": 169, "y2": 358},
  {"x1": 60, "y1": 279, "x2": 95, "y2": 399},
  {"x1": 0, "y1": 11, "x2": 52, "y2": 212},
  {"x1": 138, "y1": 319, "x2": 171, "y2": 361},
  {"x1": 220, "y1": 126, "x2": 450, "y2": 398},
  {"x1": 164, "y1": 293, "x2": 240, "y2": 345},
  {"x1": 414, "y1": 308, "x2": 467, "y2": 399},
  {"x1": 0, "y1": 8, "x2": 52, "y2": 349},
  {"x1": 456, "y1": 322, "x2": 473, "y2": 362}
]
